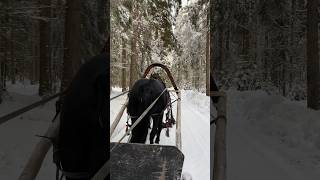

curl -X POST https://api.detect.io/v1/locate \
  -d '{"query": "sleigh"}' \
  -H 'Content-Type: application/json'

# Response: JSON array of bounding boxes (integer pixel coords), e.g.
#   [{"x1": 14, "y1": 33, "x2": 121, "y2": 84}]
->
[
  {"x1": 109, "y1": 143, "x2": 184, "y2": 180},
  {"x1": 107, "y1": 63, "x2": 184, "y2": 180}
]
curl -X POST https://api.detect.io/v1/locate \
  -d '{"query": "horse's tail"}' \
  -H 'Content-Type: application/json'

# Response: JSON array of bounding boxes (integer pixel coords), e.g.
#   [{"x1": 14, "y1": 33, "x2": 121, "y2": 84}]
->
[
  {"x1": 140, "y1": 88, "x2": 153, "y2": 112},
  {"x1": 128, "y1": 86, "x2": 152, "y2": 116},
  {"x1": 128, "y1": 79, "x2": 166, "y2": 116}
]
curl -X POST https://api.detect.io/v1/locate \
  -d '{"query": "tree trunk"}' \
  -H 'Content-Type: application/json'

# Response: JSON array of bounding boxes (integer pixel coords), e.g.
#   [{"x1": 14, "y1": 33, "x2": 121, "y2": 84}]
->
[
  {"x1": 9, "y1": 16, "x2": 15, "y2": 85},
  {"x1": 177, "y1": 61, "x2": 182, "y2": 87},
  {"x1": 61, "y1": 0, "x2": 81, "y2": 91},
  {"x1": 140, "y1": 50, "x2": 144, "y2": 76},
  {"x1": 0, "y1": 32, "x2": 6, "y2": 91},
  {"x1": 206, "y1": 16, "x2": 210, "y2": 94},
  {"x1": 1, "y1": 0, "x2": 10, "y2": 90},
  {"x1": 210, "y1": 0, "x2": 217, "y2": 80},
  {"x1": 306, "y1": 0, "x2": 320, "y2": 109},
  {"x1": 0, "y1": 62, "x2": 5, "y2": 90},
  {"x1": 39, "y1": 0, "x2": 52, "y2": 96},
  {"x1": 282, "y1": 61, "x2": 286, "y2": 96},
  {"x1": 289, "y1": 0, "x2": 296, "y2": 89},
  {"x1": 255, "y1": 0, "x2": 264, "y2": 87},
  {"x1": 211, "y1": 0, "x2": 225, "y2": 80},
  {"x1": 122, "y1": 38, "x2": 127, "y2": 92},
  {"x1": 129, "y1": 1, "x2": 139, "y2": 89},
  {"x1": 31, "y1": 15, "x2": 40, "y2": 85}
]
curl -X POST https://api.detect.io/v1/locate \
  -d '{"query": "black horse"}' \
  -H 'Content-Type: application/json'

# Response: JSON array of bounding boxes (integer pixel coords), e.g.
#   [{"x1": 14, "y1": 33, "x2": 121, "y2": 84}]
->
[
  {"x1": 127, "y1": 74, "x2": 170, "y2": 144},
  {"x1": 55, "y1": 53, "x2": 108, "y2": 180}
]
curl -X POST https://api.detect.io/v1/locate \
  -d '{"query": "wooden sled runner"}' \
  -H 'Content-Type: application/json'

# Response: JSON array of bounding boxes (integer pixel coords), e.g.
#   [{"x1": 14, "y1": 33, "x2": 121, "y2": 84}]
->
[{"x1": 110, "y1": 143, "x2": 184, "y2": 180}]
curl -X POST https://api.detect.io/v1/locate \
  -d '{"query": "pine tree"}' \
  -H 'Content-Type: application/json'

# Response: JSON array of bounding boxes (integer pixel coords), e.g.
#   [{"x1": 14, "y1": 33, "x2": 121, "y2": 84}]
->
[
  {"x1": 122, "y1": 38, "x2": 127, "y2": 92},
  {"x1": 306, "y1": 0, "x2": 320, "y2": 110},
  {"x1": 39, "y1": 0, "x2": 52, "y2": 96},
  {"x1": 61, "y1": 0, "x2": 81, "y2": 91},
  {"x1": 129, "y1": 1, "x2": 139, "y2": 88}
]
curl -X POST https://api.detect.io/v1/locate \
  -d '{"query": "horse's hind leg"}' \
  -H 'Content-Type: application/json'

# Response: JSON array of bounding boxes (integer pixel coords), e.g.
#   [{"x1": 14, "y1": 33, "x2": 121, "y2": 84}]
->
[
  {"x1": 149, "y1": 116, "x2": 158, "y2": 144},
  {"x1": 130, "y1": 116, "x2": 150, "y2": 143},
  {"x1": 155, "y1": 113, "x2": 164, "y2": 144}
]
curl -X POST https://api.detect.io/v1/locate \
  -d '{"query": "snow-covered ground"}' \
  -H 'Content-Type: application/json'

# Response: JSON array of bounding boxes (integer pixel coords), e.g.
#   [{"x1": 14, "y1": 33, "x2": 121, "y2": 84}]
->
[
  {"x1": 212, "y1": 90, "x2": 320, "y2": 180},
  {"x1": 2, "y1": 84, "x2": 320, "y2": 180},
  {"x1": 0, "y1": 83, "x2": 56, "y2": 179},
  {"x1": 110, "y1": 88, "x2": 210, "y2": 180},
  {"x1": 1, "y1": 85, "x2": 211, "y2": 180}
]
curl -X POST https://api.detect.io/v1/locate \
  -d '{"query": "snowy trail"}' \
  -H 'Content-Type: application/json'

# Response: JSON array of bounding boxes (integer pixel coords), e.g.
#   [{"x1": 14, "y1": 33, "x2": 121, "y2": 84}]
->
[{"x1": 180, "y1": 92, "x2": 210, "y2": 180}]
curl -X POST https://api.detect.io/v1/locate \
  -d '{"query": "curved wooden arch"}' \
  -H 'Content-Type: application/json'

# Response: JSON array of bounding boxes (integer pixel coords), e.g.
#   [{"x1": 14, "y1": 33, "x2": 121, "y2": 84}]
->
[{"x1": 143, "y1": 63, "x2": 179, "y2": 94}]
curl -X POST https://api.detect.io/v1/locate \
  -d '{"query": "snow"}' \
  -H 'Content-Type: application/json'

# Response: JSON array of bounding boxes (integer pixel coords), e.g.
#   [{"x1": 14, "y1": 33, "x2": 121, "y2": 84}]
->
[
  {"x1": 110, "y1": 89, "x2": 210, "y2": 180},
  {"x1": 6, "y1": 82, "x2": 40, "y2": 96},
  {"x1": 0, "y1": 83, "x2": 56, "y2": 179},
  {"x1": 212, "y1": 90, "x2": 320, "y2": 180},
  {"x1": 2, "y1": 83, "x2": 320, "y2": 180},
  {"x1": 182, "y1": 0, "x2": 199, "y2": 7},
  {"x1": 180, "y1": 90, "x2": 210, "y2": 180},
  {"x1": 1, "y1": 85, "x2": 210, "y2": 180},
  {"x1": 226, "y1": 90, "x2": 320, "y2": 154}
]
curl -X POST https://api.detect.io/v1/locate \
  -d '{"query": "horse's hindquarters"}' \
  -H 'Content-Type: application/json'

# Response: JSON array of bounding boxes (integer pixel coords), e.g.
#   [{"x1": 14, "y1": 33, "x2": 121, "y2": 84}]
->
[
  {"x1": 127, "y1": 78, "x2": 168, "y2": 144},
  {"x1": 129, "y1": 116, "x2": 150, "y2": 144}
]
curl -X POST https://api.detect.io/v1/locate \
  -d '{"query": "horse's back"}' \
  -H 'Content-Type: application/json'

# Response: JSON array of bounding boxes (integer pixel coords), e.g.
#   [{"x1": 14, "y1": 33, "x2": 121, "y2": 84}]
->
[{"x1": 128, "y1": 78, "x2": 166, "y2": 116}]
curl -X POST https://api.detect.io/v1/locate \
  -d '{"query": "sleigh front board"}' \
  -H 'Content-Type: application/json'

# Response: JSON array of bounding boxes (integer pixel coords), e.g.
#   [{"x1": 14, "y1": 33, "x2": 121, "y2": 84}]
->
[{"x1": 110, "y1": 142, "x2": 184, "y2": 180}]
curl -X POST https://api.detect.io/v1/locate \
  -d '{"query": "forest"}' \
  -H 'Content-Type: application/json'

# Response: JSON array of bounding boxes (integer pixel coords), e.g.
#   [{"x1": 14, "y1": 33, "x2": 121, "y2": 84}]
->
[
  {"x1": 0, "y1": 0, "x2": 108, "y2": 103},
  {"x1": 110, "y1": 0, "x2": 320, "y2": 110},
  {"x1": 1, "y1": 0, "x2": 319, "y2": 109},
  {"x1": 110, "y1": 0, "x2": 209, "y2": 92},
  {"x1": 210, "y1": 0, "x2": 320, "y2": 110},
  {"x1": 0, "y1": 0, "x2": 319, "y2": 179}
]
